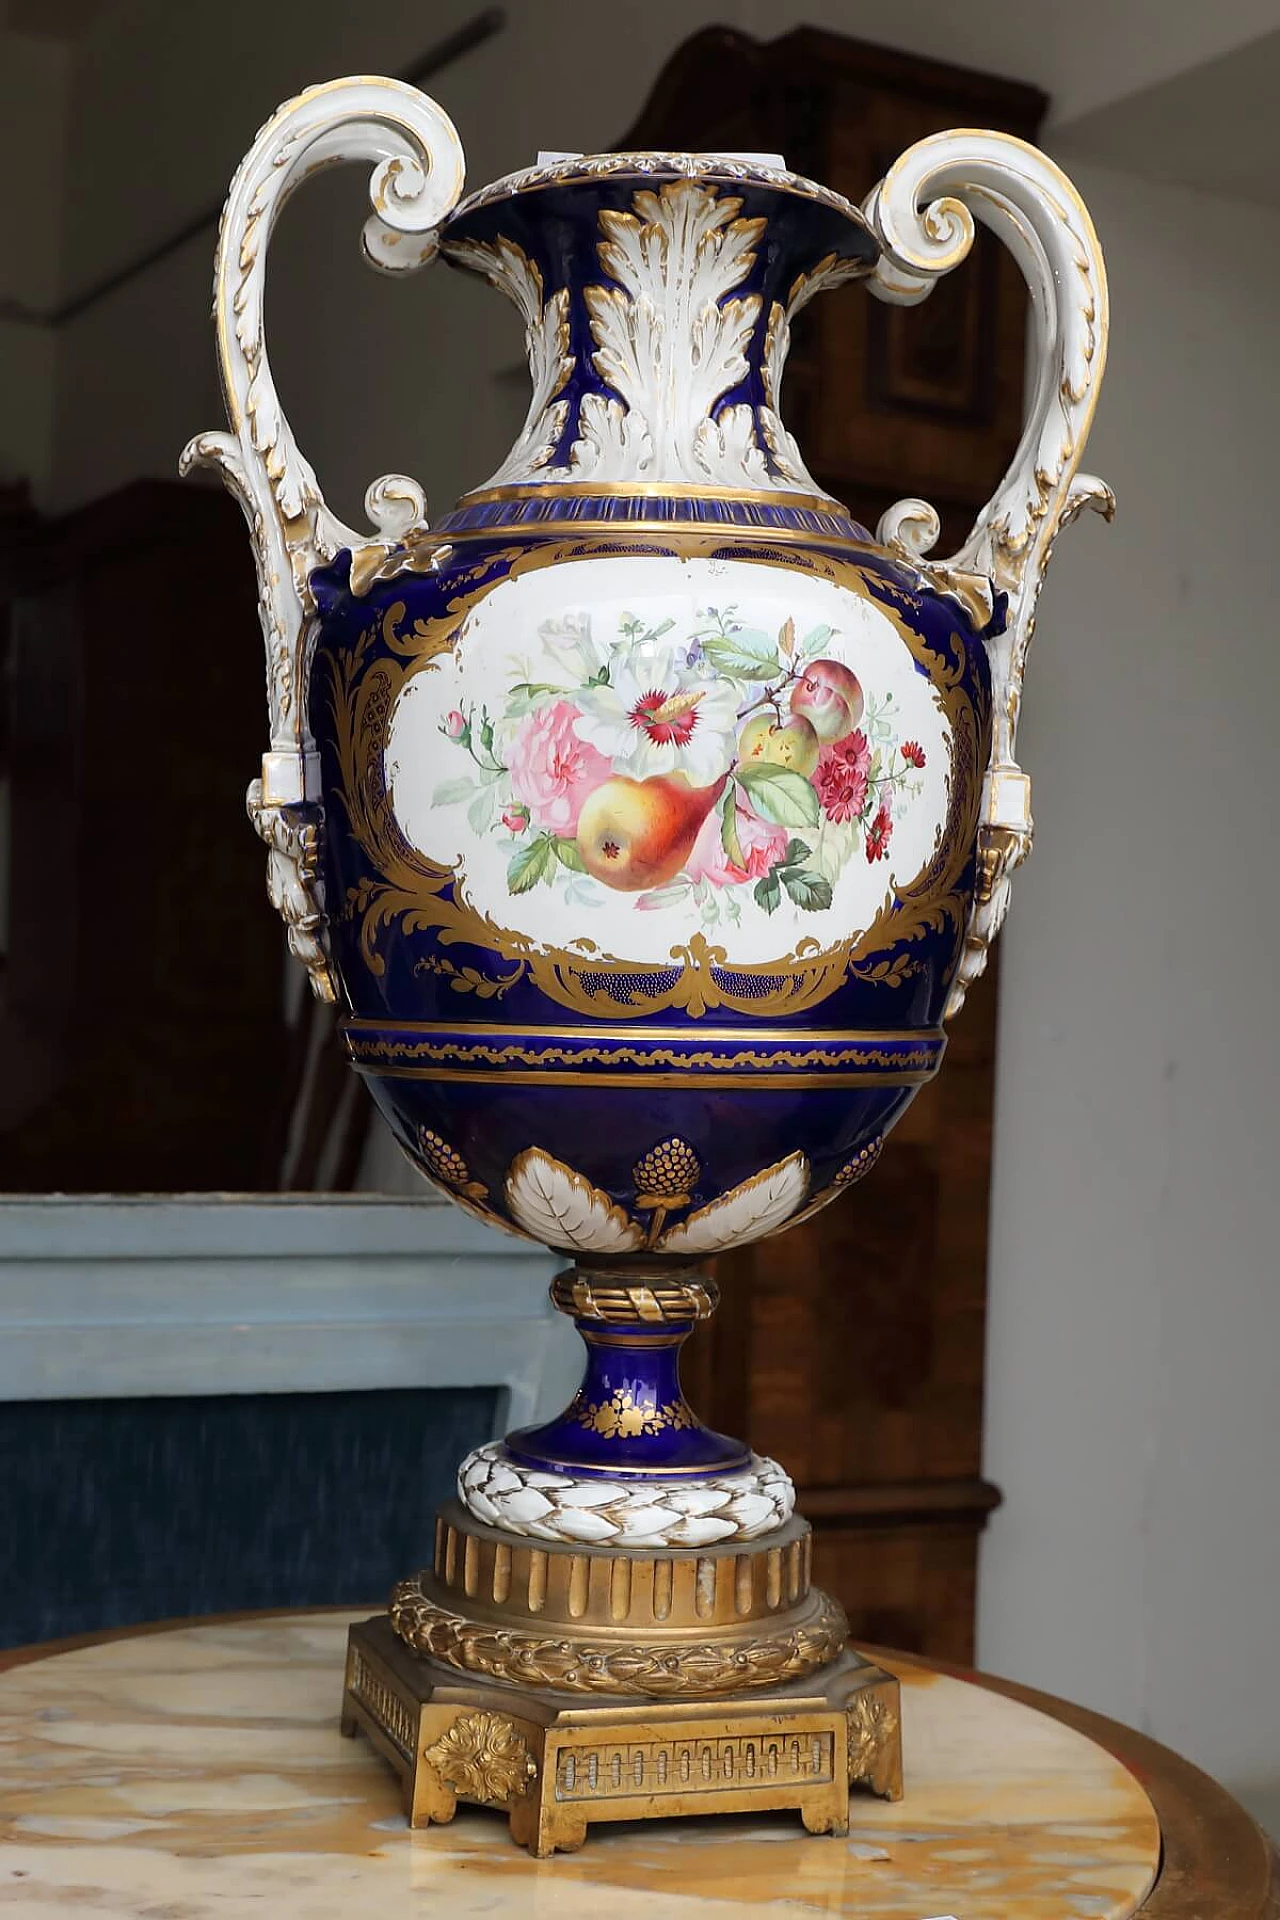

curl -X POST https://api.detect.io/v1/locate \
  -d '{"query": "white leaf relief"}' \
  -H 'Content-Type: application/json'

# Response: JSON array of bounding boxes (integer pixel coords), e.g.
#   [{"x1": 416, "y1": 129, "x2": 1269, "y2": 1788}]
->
[
  {"x1": 443, "y1": 235, "x2": 573, "y2": 487},
  {"x1": 695, "y1": 402, "x2": 771, "y2": 487},
  {"x1": 505, "y1": 1148, "x2": 645, "y2": 1253},
  {"x1": 657, "y1": 1151, "x2": 810, "y2": 1255},
  {"x1": 571, "y1": 389, "x2": 653, "y2": 478},
  {"x1": 758, "y1": 253, "x2": 865, "y2": 493},
  {"x1": 572, "y1": 182, "x2": 766, "y2": 486}
]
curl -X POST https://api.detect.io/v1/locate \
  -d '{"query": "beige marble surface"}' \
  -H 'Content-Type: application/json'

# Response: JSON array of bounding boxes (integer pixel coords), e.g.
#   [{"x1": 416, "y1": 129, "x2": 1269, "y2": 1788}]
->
[{"x1": 0, "y1": 1612, "x2": 1160, "y2": 1917}]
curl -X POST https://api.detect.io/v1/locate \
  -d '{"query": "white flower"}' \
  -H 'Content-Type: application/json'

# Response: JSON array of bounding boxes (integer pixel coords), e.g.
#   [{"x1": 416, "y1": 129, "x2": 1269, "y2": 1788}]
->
[
  {"x1": 573, "y1": 636, "x2": 739, "y2": 783},
  {"x1": 536, "y1": 611, "x2": 605, "y2": 685}
]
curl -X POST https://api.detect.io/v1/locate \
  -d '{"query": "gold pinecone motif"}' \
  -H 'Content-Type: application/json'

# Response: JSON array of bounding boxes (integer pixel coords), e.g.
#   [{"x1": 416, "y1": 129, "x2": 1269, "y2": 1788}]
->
[
  {"x1": 633, "y1": 1135, "x2": 701, "y2": 1208},
  {"x1": 836, "y1": 1136, "x2": 885, "y2": 1186},
  {"x1": 422, "y1": 1710, "x2": 537, "y2": 1805},
  {"x1": 417, "y1": 1127, "x2": 488, "y2": 1202}
]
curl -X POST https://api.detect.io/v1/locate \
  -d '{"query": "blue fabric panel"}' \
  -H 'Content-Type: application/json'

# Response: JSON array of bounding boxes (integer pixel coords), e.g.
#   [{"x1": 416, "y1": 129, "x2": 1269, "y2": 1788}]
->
[{"x1": 0, "y1": 1386, "x2": 497, "y2": 1648}]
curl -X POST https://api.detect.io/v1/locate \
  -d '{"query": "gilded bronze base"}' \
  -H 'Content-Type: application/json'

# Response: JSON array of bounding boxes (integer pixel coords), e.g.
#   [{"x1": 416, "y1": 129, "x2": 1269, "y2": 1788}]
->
[
  {"x1": 340, "y1": 1503, "x2": 902, "y2": 1855},
  {"x1": 341, "y1": 1615, "x2": 900, "y2": 1856}
]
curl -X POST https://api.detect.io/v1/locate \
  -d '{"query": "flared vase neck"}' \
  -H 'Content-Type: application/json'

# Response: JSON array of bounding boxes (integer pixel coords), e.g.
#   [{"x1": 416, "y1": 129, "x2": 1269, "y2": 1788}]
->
[{"x1": 439, "y1": 152, "x2": 878, "y2": 504}]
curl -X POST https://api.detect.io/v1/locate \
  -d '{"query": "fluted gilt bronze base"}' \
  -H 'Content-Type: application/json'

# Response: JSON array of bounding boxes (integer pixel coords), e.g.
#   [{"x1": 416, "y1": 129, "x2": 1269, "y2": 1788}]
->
[{"x1": 340, "y1": 1502, "x2": 902, "y2": 1856}]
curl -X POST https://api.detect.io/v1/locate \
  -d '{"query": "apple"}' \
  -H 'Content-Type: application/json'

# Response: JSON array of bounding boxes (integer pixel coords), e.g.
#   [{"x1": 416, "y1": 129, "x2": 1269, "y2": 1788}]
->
[
  {"x1": 577, "y1": 773, "x2": 727, "y2": 892},
  {"x1": 791, "y1": 658, "x2": 864, "y2": 742},
  {"x1": 737, "y1": 710, "x2": 820, "y2": 777}
]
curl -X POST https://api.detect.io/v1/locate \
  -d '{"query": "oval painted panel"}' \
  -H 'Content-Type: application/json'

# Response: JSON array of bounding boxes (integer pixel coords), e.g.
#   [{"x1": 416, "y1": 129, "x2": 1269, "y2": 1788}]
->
[{"x1": 385, "y1": 554, "x2": 951, "y2": 969}]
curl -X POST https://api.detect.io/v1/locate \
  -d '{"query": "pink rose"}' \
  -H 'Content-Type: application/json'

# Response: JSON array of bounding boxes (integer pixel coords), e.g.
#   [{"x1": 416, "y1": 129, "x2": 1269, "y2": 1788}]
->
[
  {"x1": 508, "y1": 701, "x2": 610, "y2": 836},
  {"x1": 501, "y1": 805, "x2": 530, "y2": 833},
  {"x1": 686, "y1": 793, "x2": 788, "y2": 887},
  {"x1": 443, "y1": 709, "x2": 467, "y2": 739}
]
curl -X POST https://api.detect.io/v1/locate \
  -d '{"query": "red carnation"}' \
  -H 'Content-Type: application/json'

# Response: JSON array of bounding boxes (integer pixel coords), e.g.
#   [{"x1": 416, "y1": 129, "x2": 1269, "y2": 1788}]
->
[
  {"x1": 902, "y1": 741, "x2": 926, "y2": 768},
  {"x1": 814, "y1": 729, "x2": 871, "y2": 824},
  {"x1": 865, "y1": 801, "x2": 893, "y2": 862}
]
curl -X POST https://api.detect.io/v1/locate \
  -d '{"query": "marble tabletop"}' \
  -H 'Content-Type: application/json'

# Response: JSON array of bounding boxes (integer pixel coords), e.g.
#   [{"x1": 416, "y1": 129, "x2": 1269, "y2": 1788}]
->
[{"x1": 0, "y1": 1610, "x2": 1161, "y2": 1917}]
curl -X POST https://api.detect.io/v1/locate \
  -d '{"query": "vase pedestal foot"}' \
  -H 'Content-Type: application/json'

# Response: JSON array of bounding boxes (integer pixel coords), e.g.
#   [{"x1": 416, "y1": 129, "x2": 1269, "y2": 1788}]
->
[
  {"x1": 339, "y1": 1500, "x2": 902, "y2": 1855},
  {"x1": 341, "y1": 1613, "x2": 901, "y2": 1856}
]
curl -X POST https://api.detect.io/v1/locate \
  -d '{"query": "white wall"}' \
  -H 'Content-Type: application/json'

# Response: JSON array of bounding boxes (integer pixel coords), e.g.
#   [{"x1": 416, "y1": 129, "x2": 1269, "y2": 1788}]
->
[{"x1": 977, "y1": 157, "x2": 1280, "y2": 1841}]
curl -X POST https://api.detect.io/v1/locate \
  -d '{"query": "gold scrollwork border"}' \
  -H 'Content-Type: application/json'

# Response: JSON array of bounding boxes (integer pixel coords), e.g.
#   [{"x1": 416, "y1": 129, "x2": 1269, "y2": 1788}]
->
[{"x1": 325, "y1": 536, "x2": 985, "y2": 1022}]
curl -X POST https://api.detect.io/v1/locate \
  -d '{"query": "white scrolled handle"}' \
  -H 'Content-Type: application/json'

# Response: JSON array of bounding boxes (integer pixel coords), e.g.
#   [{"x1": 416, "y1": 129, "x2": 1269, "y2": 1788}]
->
[
  {"x1": 181, "y1": 77, "x2": 465, "y2": 998},
  {"x1": 863, "y1": 132, "x2": 1111, "y2": 1019}
]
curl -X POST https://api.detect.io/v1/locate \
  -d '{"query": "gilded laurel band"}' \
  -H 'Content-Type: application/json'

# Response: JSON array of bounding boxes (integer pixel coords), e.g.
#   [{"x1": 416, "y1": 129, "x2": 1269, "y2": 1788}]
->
[{"x1": 389, "y1": 1579, "x2": 850, "y2": 1696}]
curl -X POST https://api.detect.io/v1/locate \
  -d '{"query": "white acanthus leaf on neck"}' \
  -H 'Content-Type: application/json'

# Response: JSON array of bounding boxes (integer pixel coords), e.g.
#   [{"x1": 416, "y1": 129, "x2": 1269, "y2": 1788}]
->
[
  {"x1": 581, "y1": 182, "x2": 765, "y2": 485},
  {"x1": 442, "y1": 235, "x2": 573, "y2": 486},
  {"x1": 456, "y1": 177, "x2": 854, "y2": 498}
]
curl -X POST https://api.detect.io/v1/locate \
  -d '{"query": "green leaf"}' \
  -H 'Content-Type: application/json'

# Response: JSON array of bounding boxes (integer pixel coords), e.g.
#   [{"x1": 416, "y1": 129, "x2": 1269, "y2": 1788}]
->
[
  {"x1": 719, "y1": 787, "x2": 745, "y2": 870},
  {"x1": 779, "y1": 837, "x2": 811, "y2": 869},
  {"x1": 813, "y1": 819, "x2": 857, "y2": 886},
  {"x1": 735, "y1": 763, "x2": 821, "y2": 828},
  {"x1": 702, "y1": 629, "x2": 779, "y2": 681},
  {"x1": 638, "y1": 881, "x2": 693, "y2": 910},
  {"x1": 509, "y1": 679, "x2": 570, "y2": 702},
  {"x1": 507, "y1": 836, "x2": 556, "y2": 894},
  {"x1": 753, "y1": 869, "x2": 782, "y2": 915},
  {"x1": 554, "y1": 837, "x2": 586, "y2": 871},
  {"x1": 799, "y1": 623, "x2": 835, "y2": 658},
  {"x1": 781, "y1": 866, "x2": 834, "y2": 912},
  {"x1": 467, "y1": 785, "x2": 500, "y2": 835},
  {"x1": 431, "y1": 776, "x2": 477, "y2": 807}
]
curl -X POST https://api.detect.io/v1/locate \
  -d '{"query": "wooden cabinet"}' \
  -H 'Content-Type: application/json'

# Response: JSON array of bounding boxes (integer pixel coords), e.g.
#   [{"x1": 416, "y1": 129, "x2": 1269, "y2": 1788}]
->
[
  {"x1": 625, "y1": 27, "x2": 1045, "y2": 1660},
  {"x1": 0, "y1": 482, "x2": 290, "y2": 1192}
]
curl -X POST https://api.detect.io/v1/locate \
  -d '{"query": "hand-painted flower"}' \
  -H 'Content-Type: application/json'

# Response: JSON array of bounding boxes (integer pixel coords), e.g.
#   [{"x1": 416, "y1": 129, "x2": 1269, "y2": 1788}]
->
[
  {"x1": 501, "y1": 804, "x2": 530, "y2": 833},
  {"x1": 866, "y1": 800, "x2": 894, "y2": 862},
  {"x1": 508, "y1": 701, "x2": 610, "y2": 836},
  {"x1": 536, "y1": 610, "x2": 604, "y2": 685},
  {"x1": 901, "y1": 741, "x2": 926, "y2": 769},
  {"x1": 575, "y1": 638, "x2": 739, "y2": 784},
  {"x1": 685, "y1": 794, "x2": 789, "y2": 887},
  {"x1": 814, "y1": 730, "x2": 872, "y2": 824},
  {"x1": 443, "y1": 709, "x2": 467, "y2": 739}
]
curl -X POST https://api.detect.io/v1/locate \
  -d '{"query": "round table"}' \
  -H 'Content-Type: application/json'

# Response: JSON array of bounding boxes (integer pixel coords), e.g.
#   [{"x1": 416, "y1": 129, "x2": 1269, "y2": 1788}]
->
[{"x1": 0, "y1": 1610, "x2": 1274, "y2": 1917}]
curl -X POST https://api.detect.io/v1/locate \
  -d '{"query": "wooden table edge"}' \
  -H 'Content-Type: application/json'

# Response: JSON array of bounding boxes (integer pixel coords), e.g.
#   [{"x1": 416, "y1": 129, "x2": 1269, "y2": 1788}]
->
[{"x1": 2, "y1": 1609, "x2": 1275, "y2": 1915}]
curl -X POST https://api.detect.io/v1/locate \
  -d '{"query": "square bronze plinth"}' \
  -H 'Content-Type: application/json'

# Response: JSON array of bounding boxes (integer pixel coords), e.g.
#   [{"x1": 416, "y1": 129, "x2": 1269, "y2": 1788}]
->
[{"x1": 340, "y1": 1614, "x2": 902, "y2": 1857}]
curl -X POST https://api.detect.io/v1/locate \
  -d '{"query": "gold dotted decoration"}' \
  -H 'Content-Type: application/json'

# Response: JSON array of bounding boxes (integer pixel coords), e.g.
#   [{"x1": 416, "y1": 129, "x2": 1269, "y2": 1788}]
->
[
  {"x1": 632, "y1": 1135, "x2": 702, "y2": 1208},
  {"x1": 416, "y1": 1126, "x2": 488, "y2": 1203},
  {"x1": 836, "y1": 1136, "x2": 884, "y2": 1186}
]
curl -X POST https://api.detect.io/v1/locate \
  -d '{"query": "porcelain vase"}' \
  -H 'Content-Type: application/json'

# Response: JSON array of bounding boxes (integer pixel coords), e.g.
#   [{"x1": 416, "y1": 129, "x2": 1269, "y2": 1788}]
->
[{"x1": 184, "y1": 76, "x2": 1110, "y2": 1851}]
